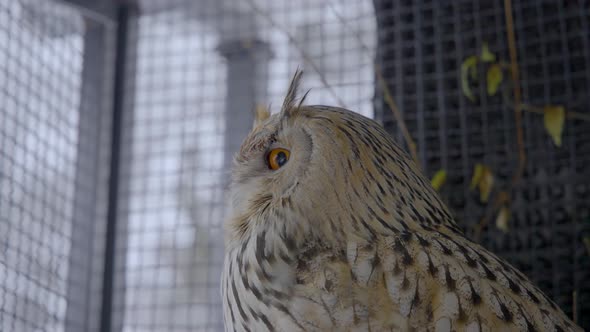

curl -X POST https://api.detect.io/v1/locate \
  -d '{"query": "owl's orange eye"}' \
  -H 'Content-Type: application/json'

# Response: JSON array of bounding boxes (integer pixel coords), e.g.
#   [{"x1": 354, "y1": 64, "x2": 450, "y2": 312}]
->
[{"x1": 267, "y1": 148, "x2": 290, "y2": 170}]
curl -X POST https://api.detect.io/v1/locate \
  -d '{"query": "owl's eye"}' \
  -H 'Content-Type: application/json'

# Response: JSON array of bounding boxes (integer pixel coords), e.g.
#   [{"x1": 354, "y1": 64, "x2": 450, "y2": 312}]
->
[{"x1": 267, "y1": 148, "x2": 290, "y2": 170}]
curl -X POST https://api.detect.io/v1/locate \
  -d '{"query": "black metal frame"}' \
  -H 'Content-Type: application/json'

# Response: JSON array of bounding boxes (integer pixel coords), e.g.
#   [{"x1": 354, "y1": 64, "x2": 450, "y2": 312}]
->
[
  {"x1": 99, "y1": 5, "x2": 130, "y2": 332},
  {"x1": 51, "y1": 2, "x2": 128, "y2": 331}
]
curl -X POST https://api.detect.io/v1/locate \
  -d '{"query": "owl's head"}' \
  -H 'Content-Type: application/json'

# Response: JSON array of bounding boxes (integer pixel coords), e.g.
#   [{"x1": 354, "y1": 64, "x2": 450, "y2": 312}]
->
[{"x1": 225, "y1": 70, "x2": 454, "y2": 250}]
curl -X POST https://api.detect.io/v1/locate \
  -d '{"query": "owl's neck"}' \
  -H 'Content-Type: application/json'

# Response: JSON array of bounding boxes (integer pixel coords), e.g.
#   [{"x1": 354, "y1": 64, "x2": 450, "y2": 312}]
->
[
  {"x1": 222, "y1": 222, "x2": 299, "y2": 328},
  {"x1": 233, "y1": 212, "x2": 304, "y2": 290},
  {"x1": 223, "y1": 198, "x2": 349, "y2": 327}
]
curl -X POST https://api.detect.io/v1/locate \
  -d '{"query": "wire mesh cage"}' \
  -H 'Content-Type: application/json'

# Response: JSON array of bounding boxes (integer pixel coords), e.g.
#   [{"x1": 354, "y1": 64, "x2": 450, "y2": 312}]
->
[
  {"x1": 0, "y1": 0, "x2": 589, "y2": 331},
  {"x1": 373, "y1": 0, "x2": 590, "y2": 327},
  {"x1": 115, "y1": 1, "x2": 376, "y2": 330},
  {"x1": 0, "y1": 1, "x2": 115, "y2": 331}
]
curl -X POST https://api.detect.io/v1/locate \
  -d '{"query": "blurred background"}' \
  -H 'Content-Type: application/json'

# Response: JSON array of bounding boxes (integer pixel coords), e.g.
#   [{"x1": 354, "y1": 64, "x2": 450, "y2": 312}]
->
[{"x1": 0, "y1": 0, "x2": 588, "y2": 331}]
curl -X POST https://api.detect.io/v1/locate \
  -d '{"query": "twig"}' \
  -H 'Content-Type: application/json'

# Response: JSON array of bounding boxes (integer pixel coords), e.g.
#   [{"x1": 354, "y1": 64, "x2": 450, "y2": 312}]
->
[
  {"x1": 520, "y1": 103, "x2": 590, "y2": 122},
  {"x1": 375, "y1": 66, "x2": 420, "y2": 166},
  {"x1": 474, "y1": 0, "x2": 528, "y2": 239},
  {"x1": 573, "y1": 290, "x2": 578, "y2": 324},
  {"x1": 473, "y1": 190, "x2": 509, "y2": 241},
  {"x1": 472, "y1": 102, "x2": 590, "y2": 238},
  {"x1": 243, "y1": 0, "x2": 346, "y2": 107},
  {"x1": 326, "y1": 1, "x2": 421, "y2": 167},
  {"x1": 504, "y1": 0, "x2": 526, "y2": 185},
  {"x1": 562, "y1": 111, "x2": 590, "y2": 121},
  {"x1": 473, "y1": 197, "x2": 498, "y2": 241}
]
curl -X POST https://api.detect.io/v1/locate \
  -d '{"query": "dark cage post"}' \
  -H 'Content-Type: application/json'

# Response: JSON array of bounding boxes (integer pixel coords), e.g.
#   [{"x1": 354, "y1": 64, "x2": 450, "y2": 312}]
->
[
  {"x1": 100, "y1": 3, "x2": 134, "y2": 332},
  {"x1": 0, "y1": 0, "x2": 589, "y2": 331}
]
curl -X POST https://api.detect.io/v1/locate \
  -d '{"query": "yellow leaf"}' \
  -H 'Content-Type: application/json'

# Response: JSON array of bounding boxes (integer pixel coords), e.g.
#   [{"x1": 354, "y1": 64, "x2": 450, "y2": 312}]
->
[
  {"x1": 469, "y1": 163, "x2": 494, "y2": 202},
  {"x1": 543, "y1": 105, "x2": 565, "y2": 147},
  {"x1": 486, "y1": 64, "x2": 503, "y2": 96},
  {"x1": 478, "y1": 167, "x2": 494, "y2": 203},
  {"x1": 495, "y1": 206, "x2": 510, "y2": 233},
  {"x1": 470, "y1": 163, "x2": 484, "y2": 190},
  {"x1": 431, "y1": 169, "x2": 447, "y2": 191},
  {"x1": 480, "y1": 43, "x2": 496, "y2": 63},
  {"x1": 461, "y1": 56, "x2": 478, "y2": 102}
]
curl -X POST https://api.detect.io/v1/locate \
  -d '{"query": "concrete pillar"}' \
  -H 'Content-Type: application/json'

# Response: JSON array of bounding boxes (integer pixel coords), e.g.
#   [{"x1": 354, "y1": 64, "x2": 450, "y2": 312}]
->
[{"x1": 217, "y1": 39, "x2": 273, "y2": 165}]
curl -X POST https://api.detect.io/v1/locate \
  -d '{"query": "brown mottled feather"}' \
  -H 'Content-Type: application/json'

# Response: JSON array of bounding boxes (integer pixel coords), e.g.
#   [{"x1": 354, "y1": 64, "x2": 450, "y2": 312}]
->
[{"x1": 221, "y1": 71, "x2": 582, "y2": 332}]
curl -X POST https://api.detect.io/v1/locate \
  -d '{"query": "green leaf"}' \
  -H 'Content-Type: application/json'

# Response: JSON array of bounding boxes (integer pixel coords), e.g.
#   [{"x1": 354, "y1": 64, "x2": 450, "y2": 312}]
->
[
  {"x1": 461, "y1": 56, "x2": 478, "y2": 102},
  {"x1": 544, "y1": 105, "x2": 565, "y2": 147},
  {"x1": 480, "y1": 43, "x2": 496, "y2": 63},
  {"x1": 486, "y1": 64, "x2": 503, "y2": 96},
  {"x1": 431, "y1": 169, "x2": 447, "y2": 191},
  {"x1": 496, "y1": 206, "x2": 510, "y2": 233}
]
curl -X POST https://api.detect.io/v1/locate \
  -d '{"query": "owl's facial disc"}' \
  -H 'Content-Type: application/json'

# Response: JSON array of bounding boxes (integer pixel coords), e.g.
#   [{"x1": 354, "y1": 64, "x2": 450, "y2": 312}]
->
[{"x1": 231, "y1": 113, "x2": 313, "y2": 199}]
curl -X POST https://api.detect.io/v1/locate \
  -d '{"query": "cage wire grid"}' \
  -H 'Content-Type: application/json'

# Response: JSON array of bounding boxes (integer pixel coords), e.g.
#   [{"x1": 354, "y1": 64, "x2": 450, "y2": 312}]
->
[
  {"x1": 113, "y1": 1, "x2": 376, "y2": 331},
  {"x1": 0, "y1": 0, "x2": 589, "y2": 332},
  {"x1": 374, "y1": 0, "x2": 590, "y2": 328},
  {"x1": 0, "y1": 0, "x2": 116, "y2": 331}
]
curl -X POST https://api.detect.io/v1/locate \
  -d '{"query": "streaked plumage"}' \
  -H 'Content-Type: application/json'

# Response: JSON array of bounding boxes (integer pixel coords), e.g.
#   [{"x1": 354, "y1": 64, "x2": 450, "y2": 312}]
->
[{"x1": 221, "y1": 70, "x2": 581, "y2": 332}]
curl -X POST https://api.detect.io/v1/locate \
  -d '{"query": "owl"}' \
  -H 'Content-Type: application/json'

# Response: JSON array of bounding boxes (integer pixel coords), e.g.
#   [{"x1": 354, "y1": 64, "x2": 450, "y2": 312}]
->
[{"x1": 221, "y1": 70, "x2": 582, "y2": 332}]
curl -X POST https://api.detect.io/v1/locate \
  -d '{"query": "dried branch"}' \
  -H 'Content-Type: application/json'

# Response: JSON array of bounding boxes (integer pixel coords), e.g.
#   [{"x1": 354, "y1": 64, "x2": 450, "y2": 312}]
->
[
  {"x1": 327, "y1": 2, "x2": 421, "y2": 167},
  {"x1": 243, "y1": 0, "x2": 346, "y2": 107},
  {"x1": 473, "y1": 0, "x2": 529, "y2": 240},
  {"x1": 504, "y1": 0, "x2": 526, "y2": 185},
  {"x1": 473, "y1": 190, "x2": 509, "y2": 241},
  {"x1": 520, "y1": 104, "x2": 590, "y2": 122},
  {"x1": 573, "y1": 290, "x2": 578, "y2": 324},
  {"x1": 375, "y1": 67, "x2": 420, "y2": 166}
]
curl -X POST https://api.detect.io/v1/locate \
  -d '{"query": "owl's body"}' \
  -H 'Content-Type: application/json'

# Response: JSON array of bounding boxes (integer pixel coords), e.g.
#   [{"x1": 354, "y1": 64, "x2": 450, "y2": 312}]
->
[{"x1": 221, "y1": 72, "x2": 581, "y2": 332}]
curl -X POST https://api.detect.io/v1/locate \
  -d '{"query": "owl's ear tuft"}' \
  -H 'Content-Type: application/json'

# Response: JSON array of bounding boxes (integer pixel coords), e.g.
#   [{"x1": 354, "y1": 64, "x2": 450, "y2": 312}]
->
[
  {"x1": 280, "y1": 68, "x2": 307, "y2": 118},
  {"x1": 253, "y1": 104, "x2": 271, "y2": 128}
]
